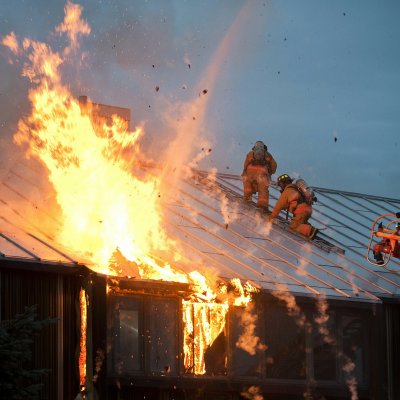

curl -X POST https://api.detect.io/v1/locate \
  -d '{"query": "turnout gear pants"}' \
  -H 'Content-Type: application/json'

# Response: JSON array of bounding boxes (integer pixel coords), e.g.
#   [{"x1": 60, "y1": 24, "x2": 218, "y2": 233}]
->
[
  {"x1": 290, "y1": 204, "x2": 316, "y2": 238},
  {"x1": 242, "y1": 168, "x2": 270, "y2": 209}
]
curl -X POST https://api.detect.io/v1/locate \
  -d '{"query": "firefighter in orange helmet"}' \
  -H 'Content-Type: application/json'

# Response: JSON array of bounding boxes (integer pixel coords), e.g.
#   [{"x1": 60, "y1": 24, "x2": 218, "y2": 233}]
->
[
  {"x1": 268, "y1": 174, "x2": 318, "y2": 239},
  {"x1": 242, "y1": 141, "x2": 277, "y2": 212}
]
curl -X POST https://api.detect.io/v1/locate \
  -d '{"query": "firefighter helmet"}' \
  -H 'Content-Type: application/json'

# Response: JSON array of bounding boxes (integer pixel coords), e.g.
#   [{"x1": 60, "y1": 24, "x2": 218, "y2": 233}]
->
[
  {"x1": 253, "y1": 141, "x2": 267, "y2": 151},
  {"x1": 277, "y1": 174, "x2": 293, "y2": 190}
]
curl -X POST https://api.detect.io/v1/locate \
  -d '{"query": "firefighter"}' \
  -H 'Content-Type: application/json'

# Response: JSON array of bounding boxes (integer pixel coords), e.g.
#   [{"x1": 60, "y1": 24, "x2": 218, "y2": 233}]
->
[
  {"x1": 242, "y1": 141, "x2": 277, "y2": 212},
  {"x1": 267, "y1": 174, "x2": 319, "y2": 239}
]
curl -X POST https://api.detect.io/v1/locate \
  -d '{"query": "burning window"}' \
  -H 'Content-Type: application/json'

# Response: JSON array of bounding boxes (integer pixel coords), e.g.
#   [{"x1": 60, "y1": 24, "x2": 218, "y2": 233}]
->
[
  {"x1": 183, "y1": 301, "x2": 228, "y2": 376},
  {"x1": 107, "y1": 277, "x2": 261, "y2": 379}
]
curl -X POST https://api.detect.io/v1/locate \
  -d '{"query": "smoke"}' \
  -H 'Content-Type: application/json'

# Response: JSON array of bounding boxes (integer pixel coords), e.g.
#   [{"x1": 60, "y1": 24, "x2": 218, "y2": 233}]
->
[
  {"x1": 1, "y1": 0, "x2": 257, "y2": 214},
  {"x1": 272, "y1": 283, "x2": 306, "y2": 328},
  {"x1": 296, "y1": 256, "x2": 310, "y2": 277},
  {"x1": 199, "y1": 169, "x2": 241, "y2": 227},
  {"x1": 92, "y1": 348, "x2": 105, "y2": 383},
  {"x1": 158, "y1": 93, "x2": 214, "y2": 189},
  {"x1": 346, "y1": 377, "x2": 358, "y2": 400},
  {"x1": 158, "y1": 1, "x2": 256, "y2": 191},
  {"x1": 314, "y1": 295, "x2": 335, "y2": 345},
  {"x1": 235, "y1": 302, "x2": 267, "y2": 356},
  {"x1": 313, "y1": 295, "x2": 359, "y2": 400},
  {"x1": 342, "y1": 356, "x2": 359, "y2": 400}
]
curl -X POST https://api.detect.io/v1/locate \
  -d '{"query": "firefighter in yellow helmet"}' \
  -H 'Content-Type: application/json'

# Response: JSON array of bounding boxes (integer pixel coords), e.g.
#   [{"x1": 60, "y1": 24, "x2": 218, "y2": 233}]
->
[
  {"x1": 242, "y1": 141, "x2": 277, "y2": 212},
  {"x1": 268, "y1": 174, "x2": 318, "y2": 239}
]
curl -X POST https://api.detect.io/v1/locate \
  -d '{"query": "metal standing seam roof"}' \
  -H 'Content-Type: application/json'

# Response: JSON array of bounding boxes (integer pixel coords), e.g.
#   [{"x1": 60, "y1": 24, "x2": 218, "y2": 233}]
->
[
  {"x1": 1, "y1": 161, "x2": 399, "y2": 302},
  {"x1": 161, "y1": 170, "x2": 400, "y2": 302}
]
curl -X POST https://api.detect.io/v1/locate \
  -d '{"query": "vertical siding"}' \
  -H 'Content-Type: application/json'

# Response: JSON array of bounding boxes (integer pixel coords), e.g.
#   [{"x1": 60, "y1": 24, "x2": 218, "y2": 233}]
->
[
  {"x1": 62, "y1": 272, "x2": 81, "y2": 399},
  {"x1": 385, "y1": 304, "x2": 400, "y2": 400},
  {"x1": 1, "y1": 267, "x2": 59, "y2": 398},
  {"x1": 0, "y1": 265, "x2": 81, "y2": 399}
]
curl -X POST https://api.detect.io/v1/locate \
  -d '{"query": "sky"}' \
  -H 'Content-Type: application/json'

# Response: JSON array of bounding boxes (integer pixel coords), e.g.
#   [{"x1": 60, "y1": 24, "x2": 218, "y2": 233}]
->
[{"x1": 0, "y1": 0, "x2": 399, "y2": 199}]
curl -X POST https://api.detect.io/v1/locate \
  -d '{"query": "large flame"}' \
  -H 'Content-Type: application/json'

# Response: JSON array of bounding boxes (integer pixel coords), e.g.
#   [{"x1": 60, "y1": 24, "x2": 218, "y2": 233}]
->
[
  {"x1": 2, "y1": 1, "x2": 263, "y2": 377},
  {"x1": 5, "y1": 2, "x2": 175, "y2": 274}
]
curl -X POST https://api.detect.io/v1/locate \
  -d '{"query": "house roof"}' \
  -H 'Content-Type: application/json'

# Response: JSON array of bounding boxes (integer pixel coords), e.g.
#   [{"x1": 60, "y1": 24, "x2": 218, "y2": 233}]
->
[
  {"x1": 1, "y1": 161, "x2": 399, "y2": 303},
  {"x1": 161, "y1": 170, "x2": 400, "y2": 303}
]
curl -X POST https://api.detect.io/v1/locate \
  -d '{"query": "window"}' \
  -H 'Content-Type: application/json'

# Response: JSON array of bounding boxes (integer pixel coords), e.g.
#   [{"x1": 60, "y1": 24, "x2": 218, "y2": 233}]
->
[
  {"x1": 230, "y1": 306, "x2": 262, "y2": 377},
  {"x1": 109, "y1": 296, "x2": 143, "y2": 374},
  {"x1": 312, "y1": 313, "x2": 337, "y2": 381},
  {"x1": 183, "y1": 302, "x2": 228, "y2": 376},
  {"x1": 264, "y1": 305, "x2": 306, "y2": 379},
  {"x1": 262, "y1": 300, "x2": 369, "y2": 387},
  {"x1": 148, "y1": 298, "x2": 179, "y2": 375},
  {"x1": 108, "y1": 295, "x2": 179, "y2": 376},
  {"x1": 341, "y1": 315, "x2": 367, "y2": 384}
]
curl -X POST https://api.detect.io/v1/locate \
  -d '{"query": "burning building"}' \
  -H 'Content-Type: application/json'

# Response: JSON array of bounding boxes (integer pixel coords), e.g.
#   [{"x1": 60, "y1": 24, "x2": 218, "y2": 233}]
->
[
  {"x1": 1, "y1": 4, "x2": 400, "y2": 398},
  {"x1": 1, "y1": 98, "x2": 400, "y2": 398}
]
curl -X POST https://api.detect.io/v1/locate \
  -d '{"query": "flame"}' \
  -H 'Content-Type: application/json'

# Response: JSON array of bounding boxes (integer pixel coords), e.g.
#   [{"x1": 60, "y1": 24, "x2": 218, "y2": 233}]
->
[
  {"x1": 235, "y1": 303, "x2": 267, "y2": 356},
  {"x1": 2, "y1": 1, "x2": 265, "y2": 377},
  {"x1": 10, "y1": 6, "x2": 175, "y2": 274},
  {"x1": 1, "y1": 32, "x2": 19, "y2": 54},
  {"x1": 55, "y1": 1, "x2": 91, "y2": 55},
  {"x1": 183, "y1": 300, "x2": 228, "y2": 375},
  {"x1": 79, "y1": 288, "x2": 87, "y2": 388},
  {"x1": 182, "y1": 278, "x2": 260, "y2": 374}
]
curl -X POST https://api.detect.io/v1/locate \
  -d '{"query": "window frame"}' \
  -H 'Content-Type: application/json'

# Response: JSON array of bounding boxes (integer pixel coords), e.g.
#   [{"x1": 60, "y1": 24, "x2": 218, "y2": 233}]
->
[
  {"x1": 107, "y1": 293, "x2": 180, "y2": 377},
  {"x1": 262, "y1": 297, "x2": 371, "y2": 389}
]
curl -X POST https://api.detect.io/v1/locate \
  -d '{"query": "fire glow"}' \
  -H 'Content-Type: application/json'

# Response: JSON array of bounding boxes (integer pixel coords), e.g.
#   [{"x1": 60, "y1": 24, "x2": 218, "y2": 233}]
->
[
  {"x1": 79, "y1": 288, "x2": 87, "y2": 389},
  {"x1": 2, "y1": 0, "x2": 263, "y2": 378}
]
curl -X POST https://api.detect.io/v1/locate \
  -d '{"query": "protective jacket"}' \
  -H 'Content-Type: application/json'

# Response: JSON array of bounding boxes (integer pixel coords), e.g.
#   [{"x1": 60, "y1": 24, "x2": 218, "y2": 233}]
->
[
  {"x1": 243, "y1": 150, "x2": 277, "y2": 176},
  {"x1": 242, "y1": 150, "x2": 277, "y2": 209},
  {"x1": 270, "y1": 184, "x2": 316, "y2": 238}
]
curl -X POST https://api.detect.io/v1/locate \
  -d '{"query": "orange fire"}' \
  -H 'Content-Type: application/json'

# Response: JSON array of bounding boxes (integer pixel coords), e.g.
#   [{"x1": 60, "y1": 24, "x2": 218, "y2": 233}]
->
[
  {"x1": 2, "y1": 1, "x2": 263, "y2": 377},
  {"x1": 79, "y1": 287, "x2": 87, "y2": 388}
]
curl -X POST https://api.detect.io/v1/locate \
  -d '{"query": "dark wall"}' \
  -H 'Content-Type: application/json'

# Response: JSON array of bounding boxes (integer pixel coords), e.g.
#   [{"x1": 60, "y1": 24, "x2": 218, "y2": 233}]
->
[
  {"x1": 384, "y1": 303, "x2": 400, "y2": 400},
  {"x1": 104, "y1": 291, "x2": 389, "y2": 400},
  {"x1": 0, "y1": 263, "x2": 81, "y2": 399}
]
